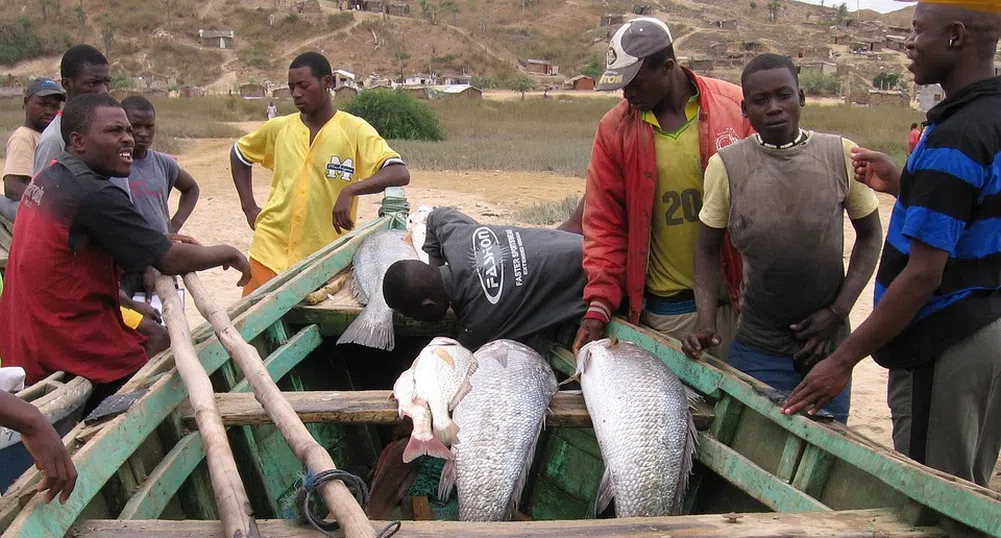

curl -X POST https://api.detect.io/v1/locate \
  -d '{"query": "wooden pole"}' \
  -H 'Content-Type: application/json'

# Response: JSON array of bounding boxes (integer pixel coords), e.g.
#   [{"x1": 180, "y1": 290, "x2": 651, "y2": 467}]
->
[
  {"x1": 153, "y1": 273, "x2": 261, "y2": 538},
  {"x1": 183, "y1": 273, "x2": 378, "y2": 538}
]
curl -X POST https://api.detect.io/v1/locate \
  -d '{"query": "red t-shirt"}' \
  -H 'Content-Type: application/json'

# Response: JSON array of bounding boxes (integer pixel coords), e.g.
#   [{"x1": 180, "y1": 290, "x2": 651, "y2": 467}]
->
[
  {"x1": 908, "y1": 128, "x2": 922, "y2": 154},
  {"x1": 0, "y1": 152, "x2": 172, "y2": 384}
]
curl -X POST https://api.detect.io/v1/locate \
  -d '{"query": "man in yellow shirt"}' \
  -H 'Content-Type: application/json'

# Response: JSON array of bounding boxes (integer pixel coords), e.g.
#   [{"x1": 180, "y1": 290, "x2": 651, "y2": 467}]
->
[
  {"x1": 682, "y1": 54, "x2": 882, "y2": 423},
  {"x1": 231, "y1": 52, "x2": 410, "y2": 296}
]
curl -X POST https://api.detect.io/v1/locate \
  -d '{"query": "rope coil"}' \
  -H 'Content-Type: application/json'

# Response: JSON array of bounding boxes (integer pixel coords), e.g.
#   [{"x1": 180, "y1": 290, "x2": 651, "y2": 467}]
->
[{"x1": 299, "y1": 469, "x2": 401, "y2": 538}]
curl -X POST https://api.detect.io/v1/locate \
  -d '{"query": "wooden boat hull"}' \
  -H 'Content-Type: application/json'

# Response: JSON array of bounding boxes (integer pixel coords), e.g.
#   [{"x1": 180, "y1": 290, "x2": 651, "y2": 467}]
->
[{"x1": 1, "y1": 190, "x2": 998, "y2": 537}]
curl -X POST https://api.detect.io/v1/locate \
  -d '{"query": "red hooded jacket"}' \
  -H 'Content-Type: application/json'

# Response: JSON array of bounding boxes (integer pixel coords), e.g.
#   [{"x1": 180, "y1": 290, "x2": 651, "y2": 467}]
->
[{"x1": 582, "y1": 69, "x2": 751, "y2": 324}]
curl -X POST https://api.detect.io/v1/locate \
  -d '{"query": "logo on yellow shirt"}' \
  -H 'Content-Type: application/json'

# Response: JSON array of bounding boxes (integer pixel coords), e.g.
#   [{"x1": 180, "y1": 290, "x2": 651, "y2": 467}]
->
[{"x1": 326, "y1": 156, "x2": 356, "y2": 182}]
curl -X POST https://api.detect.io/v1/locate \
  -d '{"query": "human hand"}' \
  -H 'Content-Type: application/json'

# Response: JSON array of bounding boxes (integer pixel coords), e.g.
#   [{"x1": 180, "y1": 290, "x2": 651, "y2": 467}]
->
[
  {"x1": 783, "y1": 353, "x2": 853, "y2": 418},
  {"x1": 166, "y1": 233, "x2": 202, "y2": 246},
  {"x1": 573, "y1": 319, "x2": 606, "y2": 356},
  {"x1": 681, "y1": 328, "x2": 721, "y2": 359},
  {"x1": 790, "y1": 307, "x2": 843, "y2": 372},
  {"x1": 133, "y1": 300, "x2": 162, "y2": 324},
  {"x1": 243, "y1": 205, "x2": 262, "y2": 230},
  {"x1": 332, "y1": 188, "x2": 355, "y2": 234},
  {"x1": 225, "y1": 250, "x2": 253, "y2": 287},
  {"x1": 851, "y1": 147, "x2": 900, "y2": 196},
  {"x1": 22, "y1": 418, "x2": 77, "y2": 504}
]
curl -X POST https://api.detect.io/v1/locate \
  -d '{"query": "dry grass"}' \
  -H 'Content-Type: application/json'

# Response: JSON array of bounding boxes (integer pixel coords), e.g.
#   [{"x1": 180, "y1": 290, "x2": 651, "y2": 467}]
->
[{"x1": 515, "y1": 195, "x2": 581, "y2": 225}]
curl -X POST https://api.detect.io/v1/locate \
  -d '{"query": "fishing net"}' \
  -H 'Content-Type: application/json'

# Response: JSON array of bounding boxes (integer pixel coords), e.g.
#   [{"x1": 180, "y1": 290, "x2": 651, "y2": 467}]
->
[
  {"x1": 380, "y1": 188, "x2": 411, "y2": 218},
  {"x1": 406, "y1": 456, "x2": 459, "y2": 520}
]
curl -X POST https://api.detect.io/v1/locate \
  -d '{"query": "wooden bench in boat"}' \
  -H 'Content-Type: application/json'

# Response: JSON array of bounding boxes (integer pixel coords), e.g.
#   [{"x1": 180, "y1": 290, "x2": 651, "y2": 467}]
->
[
  {"x1": 71, "y1": 509, "x2": 946, "y2": 537},
  {"x1": 178, "y1": 390, "x2": 717, "y2": 430}
]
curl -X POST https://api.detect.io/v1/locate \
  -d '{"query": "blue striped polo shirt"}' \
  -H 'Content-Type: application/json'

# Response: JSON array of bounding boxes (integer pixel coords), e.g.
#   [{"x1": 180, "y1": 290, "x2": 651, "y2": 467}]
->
[{"x1": 873, "y1": 77, "x2": 1001, "y2": 369}]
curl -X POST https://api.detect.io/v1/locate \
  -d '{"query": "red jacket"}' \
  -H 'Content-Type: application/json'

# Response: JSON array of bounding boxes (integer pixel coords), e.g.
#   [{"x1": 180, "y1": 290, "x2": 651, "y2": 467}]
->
[{"x1": 582, "y1": 69, "x2": 752, "y2": 324}]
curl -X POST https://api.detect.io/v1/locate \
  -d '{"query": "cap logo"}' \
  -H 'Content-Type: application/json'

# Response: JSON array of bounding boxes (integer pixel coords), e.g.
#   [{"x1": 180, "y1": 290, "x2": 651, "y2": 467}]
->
[
  {"x1": 599, "y1": 73, "x2": 624, "y2": 86},
  {"x1": 607, "y1": 46, "x2": 618, "y2": 67}
]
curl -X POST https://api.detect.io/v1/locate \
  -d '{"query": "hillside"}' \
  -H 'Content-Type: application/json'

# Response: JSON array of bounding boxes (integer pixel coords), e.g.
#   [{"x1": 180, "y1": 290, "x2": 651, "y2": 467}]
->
[{"x1": 1, "y1": 0, "x2": 920, "y2": 93}]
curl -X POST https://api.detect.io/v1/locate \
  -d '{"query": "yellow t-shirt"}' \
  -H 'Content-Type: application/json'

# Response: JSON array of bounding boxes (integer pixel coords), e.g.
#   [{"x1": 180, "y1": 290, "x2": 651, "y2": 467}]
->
[
  {"x1": 643, "y1": 94, "x2": 704, "y2": 297},
  {"x1": 699, "y1": 134, "x2": 880, "y2": 229},
  {"x1": 235, "y1": 112, "x2": 402, "y2": 274}
]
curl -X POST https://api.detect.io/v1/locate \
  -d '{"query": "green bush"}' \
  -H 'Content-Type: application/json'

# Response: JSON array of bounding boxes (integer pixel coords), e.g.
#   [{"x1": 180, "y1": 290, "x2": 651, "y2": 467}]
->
[
  {"x1": 0, "y1": 17, "x2": 72, "y2": 65},
  {"x1": 344, "y1": 90, "x2": 446, "y2": 141},
  {"x1": 800, "y1": 72, "x2": 841, "y2": 97},
  {"x1": 327, "y1": 11, "x2": 354, "y2": 31}
]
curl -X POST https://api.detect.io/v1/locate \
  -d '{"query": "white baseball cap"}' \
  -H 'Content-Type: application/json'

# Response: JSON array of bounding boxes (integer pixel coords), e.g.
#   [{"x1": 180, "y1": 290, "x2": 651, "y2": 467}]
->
[{"x1": 596, "y1": 17, "x2": 674, "y2": 91}]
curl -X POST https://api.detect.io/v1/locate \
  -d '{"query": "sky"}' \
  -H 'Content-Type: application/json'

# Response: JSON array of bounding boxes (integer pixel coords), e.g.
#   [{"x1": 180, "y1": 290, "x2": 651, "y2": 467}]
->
[{"x1": 796, "y1": 0, "x2": 912, "y2": 13}]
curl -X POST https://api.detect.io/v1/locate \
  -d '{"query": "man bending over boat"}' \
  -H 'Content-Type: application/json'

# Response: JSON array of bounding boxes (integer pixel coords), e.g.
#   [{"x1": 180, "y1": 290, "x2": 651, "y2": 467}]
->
[
  {"x1": 382, "y1": 207, "x2": 587, "y2": 350},
  {"x1": 783, "y1": 0, "x2": 1001, "y2": 488},
  {"x1": 0, "y1": 94, "x2": 251, "y2": 413},
  {"x1": 231, "y1": 51, "x2": 410, "y2": 297},
  {"x1": 682, "y1": 54, "x2": 882, "y2": 425}
]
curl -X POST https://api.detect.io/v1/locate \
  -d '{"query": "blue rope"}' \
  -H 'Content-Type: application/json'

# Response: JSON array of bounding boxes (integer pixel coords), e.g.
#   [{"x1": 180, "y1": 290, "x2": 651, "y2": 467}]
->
[{"x1": 300, "y1": 469, "x2": 401, "y2": 538}]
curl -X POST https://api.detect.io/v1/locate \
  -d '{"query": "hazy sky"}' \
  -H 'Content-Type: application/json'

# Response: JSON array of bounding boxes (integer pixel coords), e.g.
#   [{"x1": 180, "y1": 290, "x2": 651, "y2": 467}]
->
[{"x1": 796, "y1": 0, "x2": 912, "y2": 13}]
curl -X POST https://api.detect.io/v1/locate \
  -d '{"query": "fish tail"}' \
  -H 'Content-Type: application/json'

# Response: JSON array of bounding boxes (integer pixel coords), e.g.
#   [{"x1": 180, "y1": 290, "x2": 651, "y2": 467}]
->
[
  {"x1": 434, "y1": 419, "x2": 460, "y2": 446},
  {"x1": 594, "y1": 467, "x2": 614, "y2": 517},
  {"x1": 402, "y1": 434, "x2": 453, "y2": 463},
  {"x1": 670, "y1": 411, "x2": 700, "y2": 515},
  {"x1": 337, "y1": 307, "x2": 395, "y2": 351},
  {"x1": 437, "y1": 451, "x2": 457, "y2": 501}
]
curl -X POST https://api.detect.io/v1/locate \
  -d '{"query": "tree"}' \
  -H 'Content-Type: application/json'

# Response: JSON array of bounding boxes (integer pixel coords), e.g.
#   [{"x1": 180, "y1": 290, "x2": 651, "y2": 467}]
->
[
  {"x1": 38, "y1": 0, "x2": 59, "y2": 22},
  {"x1": 158, "y1": 0, "x2": 180, "y2": 26},
  {"x1": 510, "y1": 76, "x2": 535, "y2": 101},
  {"x1": 767, "y1": 0, "x2": 782, "y2": 22},
  {"x1": 582, "y1": 53, "x2": 603, "y2": 78},
  {"x1": 99, "y1": 11, "x2": 115, "y2": 58},
  {"x1": 835, "y1": 2, "x2": 848, "y2": 25},
  {"x1": 419, "y1": 0, "x2": 458, "y2": 24},
  {"x1": 873, "y1": 72, "x2": 903, "y2": 90}
]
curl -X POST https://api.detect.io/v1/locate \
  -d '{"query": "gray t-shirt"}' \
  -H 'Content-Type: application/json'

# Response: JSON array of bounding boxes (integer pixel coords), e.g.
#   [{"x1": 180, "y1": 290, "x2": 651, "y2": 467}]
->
[
  {"x1": 33, "y1": 115, "x2": 132, "y2": 197},
  {"x1": 424, "y1": 208, "x2": 587, "y2": 349},
  {"x1": 127, "y1": 150, "x2": 179, "y2": 232}
]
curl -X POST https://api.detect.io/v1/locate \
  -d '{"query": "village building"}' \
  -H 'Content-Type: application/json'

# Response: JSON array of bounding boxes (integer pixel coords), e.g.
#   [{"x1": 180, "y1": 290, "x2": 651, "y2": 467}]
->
[
  {"x1": 867, "y1": 89, "x2": 909, "y2": 107},
  {"x1": 885, "y1": 35, "x2": 907, "y2": 52},
  {"x1": 709, "y1": 42, "x2": 728, "y2": 57},
  {"x1": 179, "y1": 86, "x2": 205, "y2": 98},
  {"x1": 292, "y1": 0, "x2": 323, "y2": 20},
  {"x1": 565, "y1": 75, "x2": 595, "y2": 91},
  {"x1": 525, "y1": 58, "x2": 559, "y2": 76},
  {"x1": 334, "y1": 69, "x2": 357, "y2": 88},
  {"x1": 440, "y1": 84, "x2": 481, "y2": 99},
  {"x1": 439, "y1": 72, "x2": 472, "y2": 86},
  {"x1": 272, "y1": 88, "x2": 292, "y2": 99},
  {"x1": 403, "y1": 73, "x2": 435, "y2": 86},
  {"x1": 916, "y1": 84, "x2": 945, "y2": 112},
  {"x1": 334, "y1": 86, "x2": 359, "y2": 101},
  {"x1": 710, "y1": 19, "x2": 737, "y2": 30},
  {"x1": 632, "y1": 4, "x2": 652, "y2": 14},
  {"x1": 743, "y1": 41, "x2": 765, "y2": 53},
  {"x1": 685, "y1": 55, "x2": 714, "y2": 72},
  {"x1": 239, "y1": 83, "x2": 267, "y2": 99},
  {"x1": 199, "y1": 29, "x2": 235, "y2": 49},
  {"x1": 797, "y1": 60, "x2": 837, "y2": 77}
]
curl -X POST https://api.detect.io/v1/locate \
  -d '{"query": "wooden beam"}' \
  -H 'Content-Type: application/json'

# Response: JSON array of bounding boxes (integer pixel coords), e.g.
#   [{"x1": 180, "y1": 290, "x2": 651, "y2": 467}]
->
[
  {"x1": 117, "y1": 433, "x2": 205, "y2": 520},
  {"x1": 696, "y1": 433, "x2": 830, "y2": 513},
  {"x1": 71, "y1": 509, "x2": 946, "y2": 537},
  {"x1": 180, "y1": 390, "x2": 715, "y2": 430},
  {"x1": 284, "y1": 305, "x2": 457, "y2": 337},
  {"x1": 231, "y1": 324, "x2": 322, "y2": 393}
]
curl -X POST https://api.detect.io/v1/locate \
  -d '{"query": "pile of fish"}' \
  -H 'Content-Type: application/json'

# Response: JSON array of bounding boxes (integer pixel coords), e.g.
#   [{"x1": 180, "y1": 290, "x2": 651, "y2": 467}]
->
[
  {"x1": 391, "y1": 335, "x2": 698, "y2": 520},
  {"x1": 574, "y1": 336, "x2": 699, "y2": 517},
  {"x1": 336, "y1": 229, "x2": 418, "y2": 351}
]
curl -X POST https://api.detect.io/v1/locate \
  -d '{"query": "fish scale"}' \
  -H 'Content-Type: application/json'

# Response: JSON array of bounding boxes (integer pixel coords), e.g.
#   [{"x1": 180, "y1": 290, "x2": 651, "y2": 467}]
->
[
  {"x1": 575, "y1": 337, "x2": 697, "y2": 518},
  {"x1": 439, "y1": 340, "x2": 558, "y2": 521}
]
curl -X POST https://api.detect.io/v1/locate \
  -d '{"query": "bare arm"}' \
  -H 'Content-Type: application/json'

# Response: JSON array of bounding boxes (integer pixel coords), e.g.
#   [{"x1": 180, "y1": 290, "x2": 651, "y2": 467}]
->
[
  {"x1": 784, "y1": 240, "x2": 948, "y2": 416},
  {"x1": 230, "y1": 147, "x2": 259, "y2": 229},
  {"x1": 168, "y1": 167, "x2": 200, "y2": 234},
  {"x1": 0, "y1": 391, "x2": 76, "y2": 503},
  {"x1": 3, "y1": 175, "x2": 30, "y2": 201},
  {"x1": 681, "y1": 224, "x2": 725, "y2": 358},
  {"x1": 557, "y1": 197, "x2": 584, "y2": 235},
  {"x1": 832, "y1": 211, "x2": 882, "y2": 318},
  {"x1": 332, "y1": 164, "x2": 411, "y2": 233},
  {"x1": 154, "y1": 243, "x2": 251, "y2": 287}
]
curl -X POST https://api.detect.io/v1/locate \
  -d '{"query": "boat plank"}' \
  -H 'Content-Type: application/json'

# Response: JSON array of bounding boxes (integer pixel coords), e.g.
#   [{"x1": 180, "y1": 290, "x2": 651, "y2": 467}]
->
[
  {"x1": 117, "y1": 433, "x2": 205, "y2": 520},
  {"x1": 71, "y1": 509, "x2": 945, "y2": 537},
  {"x1": 180, "y1": 390, "x2": 715, "y2": 430}
]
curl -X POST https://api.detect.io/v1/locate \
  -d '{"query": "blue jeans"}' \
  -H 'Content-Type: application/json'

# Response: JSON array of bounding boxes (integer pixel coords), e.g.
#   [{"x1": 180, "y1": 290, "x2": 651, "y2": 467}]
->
[{"x1": 728, "y1": 340, "x2": 851, "y2": 424}]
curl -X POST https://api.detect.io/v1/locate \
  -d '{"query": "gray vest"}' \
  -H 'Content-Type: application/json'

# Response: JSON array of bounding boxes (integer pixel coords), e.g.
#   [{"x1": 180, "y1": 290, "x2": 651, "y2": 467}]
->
[{"x1": 718, "y1": 133, "x2": 851, "y2": 355}]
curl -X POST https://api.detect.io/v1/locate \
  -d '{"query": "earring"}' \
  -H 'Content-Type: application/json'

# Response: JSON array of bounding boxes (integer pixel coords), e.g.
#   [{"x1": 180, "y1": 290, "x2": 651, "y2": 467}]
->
[{"x1": 949, "y1": 37, "x2": 958, "y2": 48}]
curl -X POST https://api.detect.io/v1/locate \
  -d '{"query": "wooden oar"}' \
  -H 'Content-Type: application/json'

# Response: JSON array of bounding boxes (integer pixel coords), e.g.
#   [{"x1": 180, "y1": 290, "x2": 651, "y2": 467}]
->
[
  {"x1": 153, "y1": 273, "x2": 261, "y2": 538},
  {"x1": 184, "y1": 273, "x2": 377, "y2": 538}
]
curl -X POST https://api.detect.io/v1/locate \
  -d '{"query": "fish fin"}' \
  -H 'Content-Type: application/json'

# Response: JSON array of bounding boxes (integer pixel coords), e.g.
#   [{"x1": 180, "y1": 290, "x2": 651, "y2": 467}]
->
[
  {"x1": 337, "y1": 308, "x2": 396, "y2": 351},
  {"x1": 433, "y1": 347, "x2": 455, "y2": 368},
  {"x1": 506, "y1": 413, "x2": 548, "y2": 520},
  {"x1": 671, "y1": 411, "x2": 700, "y2": 515},
  {"x1": 434, "y1": 419, "x2": 460, "y2": 446},
  {"x1": 560, "y1": 344, "x2": 592, "y2": 387},
  {"x1": 608, "y1": 334, "x2": 619, "y2": 347},
  {"x1": 349, "y1": 271, "x2": 368, "y2": 304},
  {"x1": 437, "y1": 450, "x2": 458, "y2": 501},
  {"x1": 684, "y1": 386, "x2": 704, "y2": 409},
  {"x1": 402, "y1": 435, "x2": 453, "y2": 463},
  {"x1": 493, "y1": 347, "x2": 509, "y2": 368},
  {"x1": 449, "y1": 378, "x2": 473, "y2": 411},
  {"x1": 594, "y1": 467, "x2": 614, "y2": 517}
]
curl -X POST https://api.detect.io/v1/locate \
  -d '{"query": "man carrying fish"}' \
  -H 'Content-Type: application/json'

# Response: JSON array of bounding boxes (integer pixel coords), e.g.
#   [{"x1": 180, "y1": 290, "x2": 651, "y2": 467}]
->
[
  {"x1": 231, "y1": 51, "x2": 410, "y2": 297},
  {"x1": 0, "y1": 94, "x2": 252, "y2": 413},
  {"x1": 382, "y1": 207, "x2": 586, "y2": 350},
  {"x1": 784, "y1": 0, "x2": 1001, "y2": 488},
  {"x1": 565, "y1": 18, "x2": 752, "y2": 359},
  {"x1": 681, "y1": 54, "x2": 882, "y2": 424}
]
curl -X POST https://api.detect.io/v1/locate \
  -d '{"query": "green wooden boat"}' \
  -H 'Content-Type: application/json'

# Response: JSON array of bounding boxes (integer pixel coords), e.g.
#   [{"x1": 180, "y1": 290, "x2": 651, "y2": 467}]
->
[{"x1": 2, "y1": 189, "x2": 999, "y2": 538}]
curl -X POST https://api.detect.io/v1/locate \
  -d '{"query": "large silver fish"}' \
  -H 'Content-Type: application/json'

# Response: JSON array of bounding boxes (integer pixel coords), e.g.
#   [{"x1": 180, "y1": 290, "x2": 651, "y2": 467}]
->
[
  {"x1": 438, "y1": 340, "x2": 557, "y2": 521},
  {"x1": 337, "y1": 229, "x2": 418, "y2": 350},
  {"x1": 575, "y1": 336, "x2": 698, "y2": 517}
]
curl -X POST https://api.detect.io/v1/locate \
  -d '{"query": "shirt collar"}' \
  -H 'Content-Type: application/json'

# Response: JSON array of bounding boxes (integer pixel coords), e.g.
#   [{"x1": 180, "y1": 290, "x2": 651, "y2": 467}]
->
[
  {"x1": 56, "y1": 151, "x2": 102, "y2": 178},
  {"x1": 927, "y1": 77, "x2": 1001, "y2": 124},
  {"x1": 755, "y1": 129, "x2": 808, "y2": 149}
]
